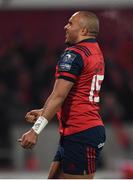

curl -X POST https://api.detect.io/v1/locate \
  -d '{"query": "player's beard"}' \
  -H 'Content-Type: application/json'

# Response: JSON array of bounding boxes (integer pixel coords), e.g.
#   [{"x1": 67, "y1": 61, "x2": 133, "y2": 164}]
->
[{"x1": 65, "y1": 33, "x2": 78, "y2": 46}]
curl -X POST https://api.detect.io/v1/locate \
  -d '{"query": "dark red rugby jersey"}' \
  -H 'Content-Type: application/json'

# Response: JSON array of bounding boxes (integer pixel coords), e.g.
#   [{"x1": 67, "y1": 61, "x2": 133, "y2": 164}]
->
[{"x1": 55, "y1": 38, "x2": 105, "y2": 136}]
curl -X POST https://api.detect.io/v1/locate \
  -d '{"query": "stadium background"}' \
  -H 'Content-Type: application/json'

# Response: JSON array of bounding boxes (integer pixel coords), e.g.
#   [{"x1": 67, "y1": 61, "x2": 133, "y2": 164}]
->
[{"x1": 0, "y1": 0, "x2": 133, "y2": 178}]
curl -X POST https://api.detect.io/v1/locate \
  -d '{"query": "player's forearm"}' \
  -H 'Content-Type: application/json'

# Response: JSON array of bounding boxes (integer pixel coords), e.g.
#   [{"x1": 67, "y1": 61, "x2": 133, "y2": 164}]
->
[
  {"x1": 31, "y1": 93, "x2": 65, "y2": 135},
  {"x1": 41, "y1": 93, "x2": 65, "y2": 121},
  {"x1": 31, "y1": 79, "x2": 73, "y2": 135}
]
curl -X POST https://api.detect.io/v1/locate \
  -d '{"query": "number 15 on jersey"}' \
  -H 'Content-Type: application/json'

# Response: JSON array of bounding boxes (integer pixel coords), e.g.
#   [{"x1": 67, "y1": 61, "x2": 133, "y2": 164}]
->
[{"x1": 89, "y1": 75, "x2": 104, "y2": 103}]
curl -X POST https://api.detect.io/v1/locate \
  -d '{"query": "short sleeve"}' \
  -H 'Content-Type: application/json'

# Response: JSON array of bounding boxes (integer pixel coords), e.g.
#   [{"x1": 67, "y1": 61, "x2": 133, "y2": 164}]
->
[{"x1": 57, "y1": 50, "x2": 84, "y2": 82}]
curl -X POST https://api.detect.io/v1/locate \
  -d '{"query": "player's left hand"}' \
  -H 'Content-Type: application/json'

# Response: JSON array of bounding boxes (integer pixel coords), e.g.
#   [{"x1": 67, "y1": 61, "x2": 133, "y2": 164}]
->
[{"x1": 18, "y1": 129, "x2": 38, "y2": 149}]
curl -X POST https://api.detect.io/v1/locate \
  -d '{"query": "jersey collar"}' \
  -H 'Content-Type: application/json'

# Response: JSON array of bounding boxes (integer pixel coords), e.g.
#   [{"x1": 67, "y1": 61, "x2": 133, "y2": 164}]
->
[
  {"x1": 78, "y1": 38, "x2": 97, "y2": 43},
  {"x1": 66, "y1": 38, "x2": 97, "y2": 48}
]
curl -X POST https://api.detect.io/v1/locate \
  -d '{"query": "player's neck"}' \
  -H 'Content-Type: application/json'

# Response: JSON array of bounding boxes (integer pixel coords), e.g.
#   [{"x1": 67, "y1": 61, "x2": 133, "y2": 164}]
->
[{"x1": 76, "y1": 36, "x2": 96, "y2": 44}]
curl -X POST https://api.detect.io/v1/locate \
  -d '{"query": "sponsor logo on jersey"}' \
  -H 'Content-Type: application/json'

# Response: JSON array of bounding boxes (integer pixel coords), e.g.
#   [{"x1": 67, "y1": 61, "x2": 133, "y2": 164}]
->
[
  {"x1": 59, "y1": 52, "x2": 76, "y2": 71},
  {"x1": 98, "y1": 142, "x2": 105, "y2": 148}
]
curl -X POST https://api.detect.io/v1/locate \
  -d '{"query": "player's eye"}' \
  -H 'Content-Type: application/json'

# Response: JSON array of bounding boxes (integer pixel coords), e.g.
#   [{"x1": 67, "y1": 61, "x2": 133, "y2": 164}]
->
[{"x1": 68, "y1": 21, "x2": 72, "y2": 25}]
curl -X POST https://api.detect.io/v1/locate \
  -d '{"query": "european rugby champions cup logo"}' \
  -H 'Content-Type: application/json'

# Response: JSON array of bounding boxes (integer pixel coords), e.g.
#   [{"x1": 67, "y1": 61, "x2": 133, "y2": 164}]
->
[{"x1": 63, "y1": 54, "x2": 71, "y2": 62}]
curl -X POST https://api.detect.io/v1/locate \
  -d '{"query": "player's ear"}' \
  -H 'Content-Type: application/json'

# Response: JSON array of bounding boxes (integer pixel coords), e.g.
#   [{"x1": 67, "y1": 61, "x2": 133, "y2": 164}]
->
[{"x1": 80, "y1": 27, "x2": 88, "y2": 36}]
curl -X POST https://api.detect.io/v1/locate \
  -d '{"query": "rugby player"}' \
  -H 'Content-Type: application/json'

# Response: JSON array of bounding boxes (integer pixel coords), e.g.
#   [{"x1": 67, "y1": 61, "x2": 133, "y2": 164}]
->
[{"x1": 18, "y1": 11, "x2": 106, "y2": 179}]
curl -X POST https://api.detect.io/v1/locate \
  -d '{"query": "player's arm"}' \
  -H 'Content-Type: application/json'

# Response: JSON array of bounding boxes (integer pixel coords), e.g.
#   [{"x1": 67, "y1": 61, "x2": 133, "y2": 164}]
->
[
  {"x1": 18, "y1": 50, "x2": 83, "y2": 149},
  {"x1": 18, "y1": 79, "x2": 73, "y2": 149},
  {"x1": 25, "y1": 78, "x2": 73, "y2": 123},
  {"x1": 41, "y1": 78, "x2": 73, "y2": 120},
  {"x1": 25, "y1": 78, "x2": 72, "y2": 123},
  {"x1": 31, "y1": 50, "x2": 83, "y2": 135},
  {"x1": 31, "y1": 78, "x2": 73, "y2": 134}
]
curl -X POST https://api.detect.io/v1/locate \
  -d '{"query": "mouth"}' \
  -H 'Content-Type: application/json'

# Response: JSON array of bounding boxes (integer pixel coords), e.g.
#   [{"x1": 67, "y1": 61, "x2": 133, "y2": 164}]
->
[
  {"x1": 66, "y1": 30, "x2": 68, "y2": 35},
  {"x1": 65, "y1": 32, "x2": 69, "y2": 38}
]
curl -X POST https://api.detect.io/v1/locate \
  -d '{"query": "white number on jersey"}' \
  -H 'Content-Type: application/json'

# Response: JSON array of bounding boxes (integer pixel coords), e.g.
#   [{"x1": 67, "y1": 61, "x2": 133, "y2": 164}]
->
[{"x1": 89, "y1": 75, "x2": 104, "y2": 103}]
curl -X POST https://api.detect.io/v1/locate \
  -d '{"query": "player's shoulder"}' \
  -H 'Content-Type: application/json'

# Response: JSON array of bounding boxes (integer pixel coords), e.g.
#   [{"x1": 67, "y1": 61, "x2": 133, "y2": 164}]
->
[
  {"x1": 61, "y1": 48, "x2": 82, "y2": 63},
  {"x1": 65, "y1": 43, "x2": 91, "y2": 58}
]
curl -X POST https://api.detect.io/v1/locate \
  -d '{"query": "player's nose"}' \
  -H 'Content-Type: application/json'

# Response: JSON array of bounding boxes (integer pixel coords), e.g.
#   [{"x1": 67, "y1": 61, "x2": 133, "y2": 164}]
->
[{"x1": 64, "y1": 24, "x2": 69, "y2": 30}]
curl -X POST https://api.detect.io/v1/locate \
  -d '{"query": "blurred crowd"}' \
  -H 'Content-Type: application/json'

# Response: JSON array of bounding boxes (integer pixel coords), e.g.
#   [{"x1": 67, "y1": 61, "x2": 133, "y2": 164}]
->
[
  {"x1": 0, "y1": 9, "x2": 133, "y2": 168},
  {"x1": 99, "y1": 10, "x2": 133, "y2": 123}
]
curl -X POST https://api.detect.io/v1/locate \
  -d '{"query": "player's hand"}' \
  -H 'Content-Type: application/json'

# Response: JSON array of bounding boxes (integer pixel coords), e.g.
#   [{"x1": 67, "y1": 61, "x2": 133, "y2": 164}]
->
[
  {"x1": 25, "y1": 109, "x2": 42, "y2": 123},
  {"x1": 18, "y1": 129, "x2": 38, "y2": 149}
]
